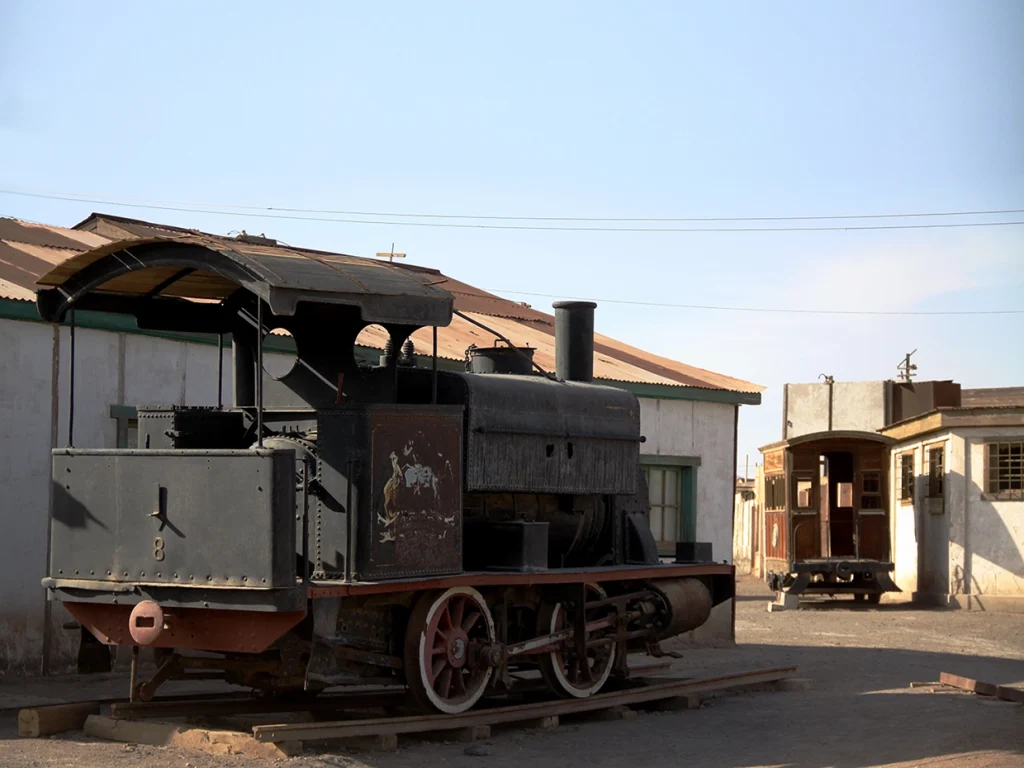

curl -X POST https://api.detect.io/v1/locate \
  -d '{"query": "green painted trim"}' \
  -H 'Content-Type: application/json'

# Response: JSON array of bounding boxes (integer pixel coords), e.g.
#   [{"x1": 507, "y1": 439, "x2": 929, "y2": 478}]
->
[
  {"x1": 639, "y1": 454, "x2": 702, "y2": 468},
  {"x1": 680, "y1": 465, "x2": 698, "y2": 544},
  {"x1": 109, "y1": 404, "x2": 138, "y2": 420},
  {"x1": 607, "y1": 380, "x2": 761, "y2": 405},
  {"x1": 0, "y1": 298, "x2": 759, "y2": 403}
]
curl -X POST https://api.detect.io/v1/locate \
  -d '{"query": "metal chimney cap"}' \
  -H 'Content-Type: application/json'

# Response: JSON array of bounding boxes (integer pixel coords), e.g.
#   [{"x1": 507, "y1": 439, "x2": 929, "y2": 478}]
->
[{"x1": 552, "y1": 300, "x2": 597, "y2": 310}]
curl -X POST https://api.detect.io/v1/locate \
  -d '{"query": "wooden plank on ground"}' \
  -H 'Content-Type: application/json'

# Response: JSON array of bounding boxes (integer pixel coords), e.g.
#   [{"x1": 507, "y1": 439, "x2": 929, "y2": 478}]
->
[
  {"x1": 939, "y1": 672, "x2": 1000, "y2": 697},
  {"x1": 84, "y1": 714, "x2": 302, "y2": 759},
  {"x1": 253, "y1": 666, "x2": 798, "y2": 743},
  {"x1": 996, "y1": 685, "x2": 1024, "y2": 704},
  {"x1": 18, "y1": 702, "x2": 101, "y2": 737}
]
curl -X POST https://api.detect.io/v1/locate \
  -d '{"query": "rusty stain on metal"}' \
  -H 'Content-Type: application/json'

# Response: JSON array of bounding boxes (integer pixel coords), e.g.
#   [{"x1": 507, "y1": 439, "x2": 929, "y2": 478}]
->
[{"x1": 63, "y1": 602, "x2": 305, "y2": 654}]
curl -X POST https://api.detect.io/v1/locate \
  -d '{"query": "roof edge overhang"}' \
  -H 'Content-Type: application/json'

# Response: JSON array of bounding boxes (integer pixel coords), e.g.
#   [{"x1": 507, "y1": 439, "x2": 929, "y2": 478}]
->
[{"x1": 759, "y1": 429, "x2": 896, "y2": 453}]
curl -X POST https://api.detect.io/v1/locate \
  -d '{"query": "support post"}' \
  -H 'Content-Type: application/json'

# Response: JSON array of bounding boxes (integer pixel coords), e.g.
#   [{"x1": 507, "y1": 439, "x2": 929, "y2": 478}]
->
[
  {"x1": 431, "y1": 325, "x2": 438, "y2": 404},
  {"x1": 67, "y1": 309, "x2": 76, "y2": 447},
  {"x1": 256, "y1": 301, "x2": 263, "y2": 448},
  {"x1": 217, "y1": 332, "x2": 224, "y2": 408}
]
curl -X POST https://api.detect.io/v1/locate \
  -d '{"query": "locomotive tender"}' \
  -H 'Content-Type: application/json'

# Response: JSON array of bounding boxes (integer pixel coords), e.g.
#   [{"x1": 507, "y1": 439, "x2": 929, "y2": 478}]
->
[{"x1": 37, "y1": 232, "x2": 733, "y2": 713}]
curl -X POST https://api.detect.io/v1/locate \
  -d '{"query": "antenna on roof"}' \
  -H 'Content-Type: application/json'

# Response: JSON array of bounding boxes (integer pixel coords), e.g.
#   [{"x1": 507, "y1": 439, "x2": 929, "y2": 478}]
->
[
  {"x1": 376, "y1": 243, "x2": 406, "y2": 263},
  {"x1": 897, "y1": 350, "x2": 918, "y2": 382}
]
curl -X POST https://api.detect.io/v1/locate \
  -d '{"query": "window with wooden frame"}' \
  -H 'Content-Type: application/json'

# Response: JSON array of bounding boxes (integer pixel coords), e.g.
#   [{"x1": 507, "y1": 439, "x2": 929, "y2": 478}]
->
[
  {"x1": 764, "y1": 475, "x2": 786, "y2": 510},
  {"x1": 793, "y1": 475, "x2": 814, "y2": 512},
  {"x1": 898, "y1": 452, "x2": 915, "y2": 504},
  {"x1": 860, "y1": 470, "x2": 883, "y2": 512},
  {"x1": 926, "y1": 446, "x2": 945, "y2": 499},
  {"x1": 641, "y1": 464, "x2": 697, "y2": 553},
  {"x1": 985, "y1": 441, "x2": 1024, "y2": 500}
]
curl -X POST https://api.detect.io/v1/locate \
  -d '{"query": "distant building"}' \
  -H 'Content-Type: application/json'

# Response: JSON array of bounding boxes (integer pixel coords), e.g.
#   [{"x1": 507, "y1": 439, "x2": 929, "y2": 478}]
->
[
  {"x1": 881, "y1": 387, "x2": 1024, "y2": 611},
  {"x1": 0, "y1": 213, "x2": 763, "y2": 672},
  {"x1": 745, "y1": 377, "x2": 1023, "y2": 612}
]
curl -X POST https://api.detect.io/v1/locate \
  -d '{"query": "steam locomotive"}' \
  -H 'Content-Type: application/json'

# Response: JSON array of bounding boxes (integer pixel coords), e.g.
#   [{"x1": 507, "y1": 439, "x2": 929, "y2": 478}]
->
[{"x1": 37, "y1": 232, "x2": 733, "y2": 713}]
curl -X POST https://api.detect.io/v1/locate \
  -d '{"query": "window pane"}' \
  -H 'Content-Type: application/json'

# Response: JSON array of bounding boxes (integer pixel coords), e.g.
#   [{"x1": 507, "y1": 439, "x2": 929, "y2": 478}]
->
[
  {"x1": 663, "y1": 507, "x2": 678, "y2": 542},
  {"x1": 649, "y1": 508, "x2": 663, "y2": 541},
  {"x1": 649, "y1": 469, "x2": 664, "y2": 505},
  {"x1": 664, "y1": 469, "x2": 679, "y2": 506},
  {"x1": 796, "y1": 479, "x2": 812, "y2": 508}
]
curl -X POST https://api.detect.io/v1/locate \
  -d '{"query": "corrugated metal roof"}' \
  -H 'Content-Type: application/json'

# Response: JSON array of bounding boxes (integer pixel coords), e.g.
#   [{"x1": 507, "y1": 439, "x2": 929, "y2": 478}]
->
[
  {"x1": 0, "y1": 218, "x2": 112, "y2": 303},
  {"x1": 1, "y1": 213, "x2": 763, "y2": 394}
]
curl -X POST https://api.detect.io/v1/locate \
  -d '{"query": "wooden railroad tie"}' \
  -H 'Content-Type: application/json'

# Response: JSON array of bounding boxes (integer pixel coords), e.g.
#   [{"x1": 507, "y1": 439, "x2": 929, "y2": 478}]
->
[
  {"x1": 23, "y1": 666, "x2": 803, "y2": 758},
  {"x1": 938, "y1": 672, "x2": 1024, "y2": 704}
]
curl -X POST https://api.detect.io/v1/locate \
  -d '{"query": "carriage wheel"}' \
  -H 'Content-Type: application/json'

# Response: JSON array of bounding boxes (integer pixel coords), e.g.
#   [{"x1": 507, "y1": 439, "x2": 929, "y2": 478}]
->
[
  {"x1": 404, "y1": 587, "x2": 496, "y2": 714},
  {"x1": 537, "y1": 584, "x2": 616, "y2": 698}
]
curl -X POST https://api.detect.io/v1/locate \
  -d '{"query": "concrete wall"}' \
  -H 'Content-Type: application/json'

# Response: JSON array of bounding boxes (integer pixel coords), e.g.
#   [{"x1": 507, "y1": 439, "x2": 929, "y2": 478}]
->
[
  {"x1": 0, "y1": 317, "x2": 236, "y2": 672},
  {"x1": 785, "y1": 380, "x2": 887, "y2": 438},
  {"x1": 638, "y1": 397, "x2": 737, "y2": 565},
  {"x1": 733, "y1": 488, "x2": 757, "y2": 575},
  {"x1": 639, "y1": 397, "x2": 738, "y2": 645},
  {"x1": 890, "y1": 427, "x2": 1024, "y2": 611}
]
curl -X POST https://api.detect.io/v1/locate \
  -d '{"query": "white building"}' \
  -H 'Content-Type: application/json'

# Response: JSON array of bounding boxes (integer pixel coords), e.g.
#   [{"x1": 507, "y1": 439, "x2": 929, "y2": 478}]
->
[
  {"x1": 882, "y1": 398, "x2": 1024, "y2": 612},
  {"x1": 740, "y1": 376, "x2": 1023, "y2": 612},
  {"x1": 0, "y1": 213, "x2": 763, "y2": 672}
]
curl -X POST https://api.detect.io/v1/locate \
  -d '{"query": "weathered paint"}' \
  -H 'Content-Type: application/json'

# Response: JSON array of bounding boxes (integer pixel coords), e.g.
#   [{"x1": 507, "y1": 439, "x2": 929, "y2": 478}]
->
[
  {"x1": 0, "y1": 316, "x2": 298, "y2": 672},
  {"x1": 890, "y1": 426, "x2": 1024, "y2": 610},
  {"x1": 785, "y1": 381, "x2": 887, "y2": 439},
  {"x1": 638, "y1": 397, "x2": 737, "y2": 644}
]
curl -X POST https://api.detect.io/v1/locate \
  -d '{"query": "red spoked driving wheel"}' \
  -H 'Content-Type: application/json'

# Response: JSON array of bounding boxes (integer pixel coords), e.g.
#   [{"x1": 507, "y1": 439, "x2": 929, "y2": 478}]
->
[{"x1": 404, "y1": 587, "x2": 496, "y2": 714}]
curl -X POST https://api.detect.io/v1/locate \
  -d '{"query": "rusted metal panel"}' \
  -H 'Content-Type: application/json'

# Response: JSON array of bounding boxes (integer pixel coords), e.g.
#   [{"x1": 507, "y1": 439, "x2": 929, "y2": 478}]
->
[
  {"x1": 0, "y1": 217, "x2": 101, "y2": 251},
  {"x1": 63, "y1": 602, "x2": 304, "y2": 653},
  {"x1": 763, "y1": 450, "x2": 784, "y2": 473},
  {"x1": 764, "y1": 511, "x2": 787, "y2": 561},
  {"x1": 363, "y1": 407, "x2": 463, "y2": 580},
  {"x1": 316, "y1": 405, "x2": 464, "y2": 581}
]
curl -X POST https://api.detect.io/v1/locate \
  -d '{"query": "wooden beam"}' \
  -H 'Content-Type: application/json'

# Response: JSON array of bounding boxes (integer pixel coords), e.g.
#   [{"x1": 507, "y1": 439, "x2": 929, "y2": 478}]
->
[
  {"x1": 18, "y1": 702, "x2": 100, "y2": 737},
  {"x1": 253, "y1": 666, "x2": 797, "y2": 743}
]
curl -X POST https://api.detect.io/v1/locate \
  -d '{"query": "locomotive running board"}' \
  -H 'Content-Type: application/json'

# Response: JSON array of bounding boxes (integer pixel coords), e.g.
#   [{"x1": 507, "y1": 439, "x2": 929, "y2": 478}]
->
[
  {"x1": 252, "y1": 666, "x2": 797, "y2": 743},
  {"x1": 307, "y1": 562, "x2": 735, "y2": 598}
]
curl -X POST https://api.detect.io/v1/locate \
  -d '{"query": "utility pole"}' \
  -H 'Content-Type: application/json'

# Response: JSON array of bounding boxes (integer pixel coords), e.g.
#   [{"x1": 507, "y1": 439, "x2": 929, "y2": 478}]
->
[{"x1": 897, "y1": 350, "x2": 918, "y2": 382}]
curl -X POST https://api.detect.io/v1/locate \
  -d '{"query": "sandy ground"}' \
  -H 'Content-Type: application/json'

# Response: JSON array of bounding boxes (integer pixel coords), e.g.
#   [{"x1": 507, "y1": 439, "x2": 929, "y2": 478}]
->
[{"x1": 1, "y1": 576, "x2": 1022, "y2": 768}]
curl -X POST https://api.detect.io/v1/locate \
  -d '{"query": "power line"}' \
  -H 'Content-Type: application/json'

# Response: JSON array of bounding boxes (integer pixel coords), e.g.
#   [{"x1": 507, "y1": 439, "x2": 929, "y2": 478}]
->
[
  {"x1": 4, "y1": 186, "x2": 1023, "y2": 223},
  {"x1": 486, "y1": 289, "x2": 1024, "y2": 316},
  {"x1": 3, "y1": 188, "x2": 1024, "y2": 233}
]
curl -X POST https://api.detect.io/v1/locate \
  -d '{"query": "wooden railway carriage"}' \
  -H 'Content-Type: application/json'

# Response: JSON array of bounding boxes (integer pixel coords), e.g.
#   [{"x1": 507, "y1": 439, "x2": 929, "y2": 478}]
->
[
  {"x1": 759, "y1": 431, "x2": 900, "y2": 602},
  {"x1": 36, "y1": 233, "x2": 733, "y2": 714}
]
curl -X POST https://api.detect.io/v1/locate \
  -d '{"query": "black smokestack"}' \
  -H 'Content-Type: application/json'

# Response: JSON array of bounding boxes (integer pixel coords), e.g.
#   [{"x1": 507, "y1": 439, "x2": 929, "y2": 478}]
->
[{"x1": 553, "y1": 300, "x2": 596, "y2": 382}]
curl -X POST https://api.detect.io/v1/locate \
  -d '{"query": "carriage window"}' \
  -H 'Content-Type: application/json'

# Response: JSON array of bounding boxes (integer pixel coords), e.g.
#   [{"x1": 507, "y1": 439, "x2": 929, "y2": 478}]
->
[
  {"x1": 861, "y1": 471, "x2": 882, "y2": 510},
  {"x1": 795, "y1": 478, "x2": 813, "y2": 509},
  {"x1": 986, "y1": 441, "x2": 1024, "y2": 500},
  {"x1": 764, "y1": 475, "x2": 785, "y2": 510},
  {"x1": 899, "y1": 453, "x2": 915, "y2": 503}
]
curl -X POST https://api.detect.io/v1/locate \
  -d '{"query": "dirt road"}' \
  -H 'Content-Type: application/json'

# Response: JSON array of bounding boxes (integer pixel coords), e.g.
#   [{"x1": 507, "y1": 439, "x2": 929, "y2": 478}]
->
[{"x1": 2, "y1": 577, "x2": 1021, "y2": 768}]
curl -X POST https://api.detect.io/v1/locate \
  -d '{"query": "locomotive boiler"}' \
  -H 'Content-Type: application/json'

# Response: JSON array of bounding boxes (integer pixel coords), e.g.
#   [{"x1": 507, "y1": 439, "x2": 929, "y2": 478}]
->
[{"x1": 36, "y1": 232, "x2": 733, "y2": 713}]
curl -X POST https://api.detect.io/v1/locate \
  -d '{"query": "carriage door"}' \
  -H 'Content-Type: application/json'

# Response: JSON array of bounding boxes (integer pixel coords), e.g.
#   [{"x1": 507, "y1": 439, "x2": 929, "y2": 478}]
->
[
  {"x1": 822, "y1": 451, "x2": 856, "y2": 557},
  {"x1": 856, "y1": 447, "x2": 889, "y2": 561}
]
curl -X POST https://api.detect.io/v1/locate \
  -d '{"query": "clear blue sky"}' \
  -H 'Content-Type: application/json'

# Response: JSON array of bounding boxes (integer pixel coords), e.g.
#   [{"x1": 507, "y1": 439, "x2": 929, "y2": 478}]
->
[{"x1": 2, "y1": 1, "x2": 1022, "y2": 467}]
